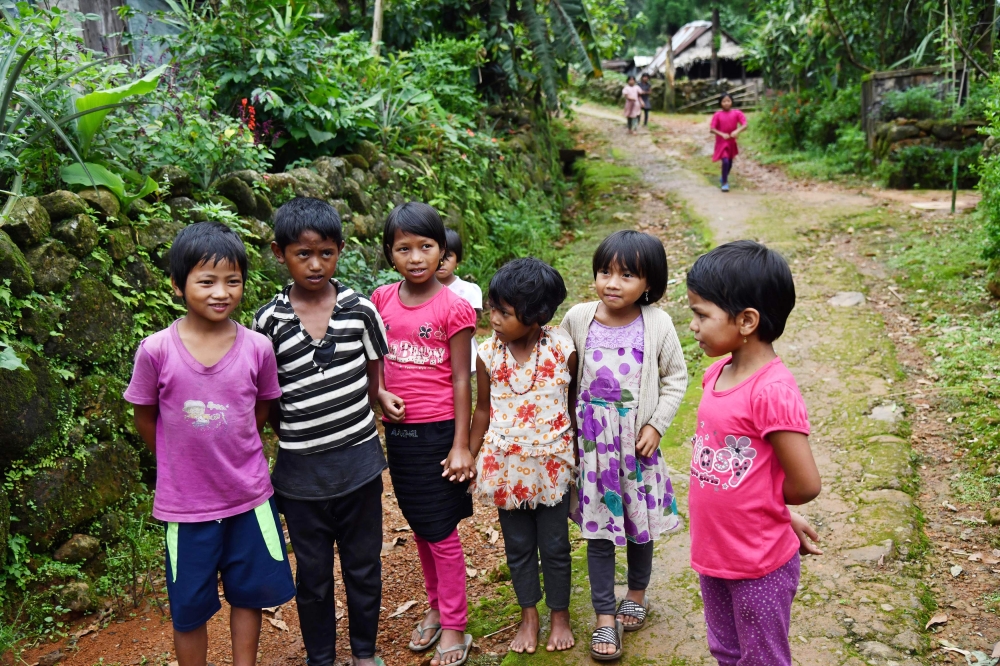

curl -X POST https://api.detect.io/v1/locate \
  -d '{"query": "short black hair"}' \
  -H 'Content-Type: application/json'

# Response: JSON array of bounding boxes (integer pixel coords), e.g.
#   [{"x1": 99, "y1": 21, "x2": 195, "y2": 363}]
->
[
  {"x1": 686, "y1": 240, "x2": 796, "y2": 342},
  {"x1": 169, "y1": 221, "x2": 248, "y2": 294},
  {"x1": 720, "y1": 92, "x2": 733, "y2": 105},
  {"x1": 382, "y1": 202, "x2": 447, "y2": 264},
  {"x1": 488, "y1": 257, "x2": 566, "y2": 326},
  {"x1": 444, "y1": 228, "x2": 464, "y2": 263},
  {"x1": 627, "y1": 75, "x2": 636, "y2": 83},
  {"x1": 592, "y1": 230, "x2": 668, "y2": 304},
  {"x1": 273, "y1": 197, "x2": 343, "y2": 250}
]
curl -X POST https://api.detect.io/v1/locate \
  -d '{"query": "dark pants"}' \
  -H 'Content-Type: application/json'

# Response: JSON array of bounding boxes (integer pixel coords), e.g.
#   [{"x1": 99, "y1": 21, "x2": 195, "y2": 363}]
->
[
  {"x1": 627, "y1": 116, "x2": 639, "y2": 131},
  {"x1": 642, "y1": 108, "x2": 650, "y2": 125},
  {"x1": 497, "y1": 493, "x2": 571, "y2": 611},
  {"x1": 721, "y1": 157, "x2": 733, "y2": 184},
  {"x1": 586, "y1": 538, "x2": 653, "y2": 615},
  {"x1": 278, "y1": 477, "x2": 383, "y2": 665}
]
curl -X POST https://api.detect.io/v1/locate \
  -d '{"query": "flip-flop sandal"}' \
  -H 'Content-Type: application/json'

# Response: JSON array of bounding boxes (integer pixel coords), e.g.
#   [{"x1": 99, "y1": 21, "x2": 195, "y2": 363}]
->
[
  {"x1": 617, "y1": 595, "x2": 649, "y2": 632},
  {"x1": 408, "y1": 613, "x2": 442, "y2": 652},
  {"x1": 590, "y1": 619, "x2": 623, "y2": 661},
  {"x1": 433, "y1": 633, "x2": 472, "y2": 666}
]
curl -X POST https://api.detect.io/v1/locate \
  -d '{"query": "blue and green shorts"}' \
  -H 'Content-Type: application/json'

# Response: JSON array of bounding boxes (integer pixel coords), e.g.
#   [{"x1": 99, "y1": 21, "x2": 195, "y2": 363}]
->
[{"x1": 164, "y1": 497, "x2": 295, "y2": 632}]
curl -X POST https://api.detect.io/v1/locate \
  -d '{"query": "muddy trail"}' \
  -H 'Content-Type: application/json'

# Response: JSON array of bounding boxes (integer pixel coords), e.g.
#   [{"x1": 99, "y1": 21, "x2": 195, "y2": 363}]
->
[{"x1": 16, "y1": 105, "x2": 999, "y2": 666}]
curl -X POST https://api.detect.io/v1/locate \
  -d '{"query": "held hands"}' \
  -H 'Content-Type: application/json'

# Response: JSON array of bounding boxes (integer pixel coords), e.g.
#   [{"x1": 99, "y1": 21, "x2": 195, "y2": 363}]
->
[
  {"x1": 790, "y1": 511, "x2": 823, "y2": 556},
  {"x1": 378, "y1": 389, "x2": 405, "y2": 423},
  {"x1": 636, "y1": 425, "x2": 662, "y2": 458},
  {"x1": 441, "y1": 446, "x2": 476, "y2": 483}
]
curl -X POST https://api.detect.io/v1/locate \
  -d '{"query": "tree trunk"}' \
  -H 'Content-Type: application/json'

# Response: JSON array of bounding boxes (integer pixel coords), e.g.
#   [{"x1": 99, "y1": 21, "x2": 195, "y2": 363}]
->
[
  {"x1": 336, "y1": 0, "x2": 351, "y2": 30},
  {"x1": 79, "y1": 0, "x2": 129, "y2": 56},
  {"x1": 370, "y1": 0, "x2": 384, "y2": 55},
  {"x1": 664, "y1": 35, "x2": 675, "y2": 111},
  {"x1": 710, "y1": 8, "x2": 719, "y2": 80}
]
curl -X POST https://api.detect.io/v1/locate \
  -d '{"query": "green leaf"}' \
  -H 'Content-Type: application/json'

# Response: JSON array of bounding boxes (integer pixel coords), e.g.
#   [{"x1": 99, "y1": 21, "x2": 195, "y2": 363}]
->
[
  {"x1": 0, "y1": 345, "x2": 26, "y2": 371},
  {"x1": 305, "y1": 123, "x2": 335, "y2": 145},
  {"x1": 60, "y1": 162, "x2": 125, "y2": 200},
  {"x1": 75, "y1": 64, "x2": 168, "y2": 157}
]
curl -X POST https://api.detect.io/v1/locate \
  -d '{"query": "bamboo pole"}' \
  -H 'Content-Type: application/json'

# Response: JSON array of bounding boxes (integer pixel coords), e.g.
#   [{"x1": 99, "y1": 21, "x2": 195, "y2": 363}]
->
[
  {"x1": 370, "y1": 0, "x2": 384, "y2": 56},
  {"x1": 710, "y1": 8, "x2": 719, "y2": 80}
]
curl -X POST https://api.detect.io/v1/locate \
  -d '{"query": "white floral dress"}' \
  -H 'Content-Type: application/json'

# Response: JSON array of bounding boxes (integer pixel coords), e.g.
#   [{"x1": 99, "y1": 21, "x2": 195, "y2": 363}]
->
[{"x1": 471, "y1": 327, "x2": 576, "y2": 509}]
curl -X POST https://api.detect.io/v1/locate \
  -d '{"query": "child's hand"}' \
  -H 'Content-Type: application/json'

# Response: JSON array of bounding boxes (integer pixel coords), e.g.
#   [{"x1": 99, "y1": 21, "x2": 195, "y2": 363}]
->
[
  {"x1": 441, "y1": 446, "x2": 476, "y2": 483},
  {"x1": 635, "y1": 425, "x2": 662, "y2": 458},
  {"x1": 378, "y1": 390, "x2": 405, "y2": 423},
  {"x1": 790, "y1": 510, "x2": 823, "y2": 556}
]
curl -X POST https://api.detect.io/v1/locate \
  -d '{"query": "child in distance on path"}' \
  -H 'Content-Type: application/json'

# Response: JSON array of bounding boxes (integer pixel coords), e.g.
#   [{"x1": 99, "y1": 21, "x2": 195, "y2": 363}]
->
[
  {"x1": 622, "y1": 76, "x2": 643, "y2": 134},
  {"x1": 370, "y1": 202, "x2": 477, "y2": 666},
  {"x1": 686, "y1": 240, "x2": 822, "y2": 666},
  {"x1": 253, "y1": 198, "x2": 390, "y2": 666},
  {"x1": 437, "y1": 228, "x2": 483, "y2": 374},
  {"x1": 638, "y1": 73, "x2": 653, "y2": 127},
  {"x1": 561, "y1": 230, "x2": 687, "y2": 661},
  {"x1": 469, "y1": 257, "x2": 577, "y2": 655},
  {"x1": 125, "y1": 222, "x2": 295, "y2": 666},
  {"x1": 709, "y1": 93, "x2": 747, "y2": 192}
]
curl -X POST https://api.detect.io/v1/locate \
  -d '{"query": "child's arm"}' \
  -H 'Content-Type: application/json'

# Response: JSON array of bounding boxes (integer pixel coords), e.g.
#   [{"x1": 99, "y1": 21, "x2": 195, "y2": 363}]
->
[
  {"x1": 442, "y1": 329, "x2": 475, "y2": 483},
  {"x1": 644, "y1": 323, "x2": 688, "y2": 444},
  {"x1": 367, "y1": 359, "x2": 380, "y2": 407},
  {"x1": 769, "y1": 431, "x2": 821, "y2": 505},
  {"x1": 255, "y1": 399, "x2": 274, "y2": 434},
  {"x1": 566, "y1": 351, "x2": 579, "y2": 465},
  {"x1": 133, "y1": 404, "x2": 158, "y2": 454},
  {"x1": 790, "y1": 510, "x2": 823, "y2": 555},
  {"x1": 377, "y1": 359, "x2": 405, "y2": 422},
  {"x1": 469, "y1": 355, "x2": 491, "y2": 458}
]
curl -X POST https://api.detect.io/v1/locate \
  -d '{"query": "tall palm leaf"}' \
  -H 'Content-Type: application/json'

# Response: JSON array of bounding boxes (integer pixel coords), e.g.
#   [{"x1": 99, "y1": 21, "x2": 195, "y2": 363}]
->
[
  {"x1": 521, "y1": 0, "x2": 560, "y2": 109},
  {"x1": 547, "y1": 0, "x2": 602, "y2": 78}
]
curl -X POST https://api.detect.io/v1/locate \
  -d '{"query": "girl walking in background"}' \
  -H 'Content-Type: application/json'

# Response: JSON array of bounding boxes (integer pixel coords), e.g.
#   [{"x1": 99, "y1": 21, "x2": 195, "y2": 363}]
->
[
  {"x1": 371, "y1": 202, "x2": 478, "y2": 666},
  {"x1": 561, "y1": 230, "x2": 687, "y2": 661},
  {"x1": 639, "y1": 73, "x2": 653, "y2": 127},
  {"x1": 709, "y1": 93, "x2": 747, "y2": 192},
  {"x1": 469, "y1": 258, "x2": 577, "y2": 655},
  {"x1": 622, "y1": 76, "x2": 643, "y2": 134}
]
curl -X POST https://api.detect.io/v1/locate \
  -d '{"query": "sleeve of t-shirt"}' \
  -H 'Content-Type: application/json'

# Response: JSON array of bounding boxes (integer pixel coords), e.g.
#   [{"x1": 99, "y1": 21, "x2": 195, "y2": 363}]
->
[
  {"x1": 710, "y1": 112, "x2": 721, "y2": 130},
  {"x1": 370, "y1": 285, "x2": 387, "y2": 312},
  {"x1": 447, "y1": 298, "x2": 477, "y2": 339},
  {"x1": 360, "y1": 300, "x2": 389, "y2": 360},
  {"x1": 736, "y1": 110, "x2": 748, "y2": 126},
  {"x1": 252, "y1": 300, "x2": 273, "y2": 337},
  {"x1": 467, "y1": 282, "x2": 483, "y2": 310},
  {"x1": 751, "y1": 381, "x2": 811, "y2": 438},
  {"x1": 123, "y1": 343, "x2": 161, "y2": 406},
  {"x1": 256, "y1": 343, "x2": 283, "y2": 401}
]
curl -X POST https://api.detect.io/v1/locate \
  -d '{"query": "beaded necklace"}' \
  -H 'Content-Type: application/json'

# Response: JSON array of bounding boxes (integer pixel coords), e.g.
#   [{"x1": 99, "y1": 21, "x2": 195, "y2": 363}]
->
[{"x1": 500, "y1": 329, "x2": 545, "y2": 396}]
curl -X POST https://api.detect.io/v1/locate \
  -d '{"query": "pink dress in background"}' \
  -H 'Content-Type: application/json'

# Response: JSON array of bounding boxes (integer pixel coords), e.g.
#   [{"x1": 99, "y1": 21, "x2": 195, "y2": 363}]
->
[
  {"x1": 622, "y1": 84, "x2": 643, "y2": 119},
  {"x1": 710, "y1": 108, "x2": 747, "y2": 161}
]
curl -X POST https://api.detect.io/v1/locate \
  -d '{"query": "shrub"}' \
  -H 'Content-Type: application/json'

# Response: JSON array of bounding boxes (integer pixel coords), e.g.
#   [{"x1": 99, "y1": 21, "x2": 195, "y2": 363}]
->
[
  {"x1": 879, "y1": 144, "x2": 979, "y2": 189},
  {"x1": 806, "y1": 85, "x2": 861, "y2": 146},
  {"x1": 879, "y1": 84, "x2": 948, "y2": 120}
]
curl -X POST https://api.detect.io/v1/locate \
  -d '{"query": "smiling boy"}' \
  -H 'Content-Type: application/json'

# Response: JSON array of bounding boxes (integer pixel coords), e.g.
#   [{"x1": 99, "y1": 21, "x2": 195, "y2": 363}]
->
[{"x1": 252, "y1": 197, "x2": 390, "y2": 666}]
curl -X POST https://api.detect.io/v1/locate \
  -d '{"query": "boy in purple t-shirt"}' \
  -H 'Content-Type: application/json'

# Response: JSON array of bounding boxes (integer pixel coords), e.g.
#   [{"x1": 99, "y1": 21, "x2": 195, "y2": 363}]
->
[{"x1": 124, "y1": 222, "x2": 295, "y2": 666}]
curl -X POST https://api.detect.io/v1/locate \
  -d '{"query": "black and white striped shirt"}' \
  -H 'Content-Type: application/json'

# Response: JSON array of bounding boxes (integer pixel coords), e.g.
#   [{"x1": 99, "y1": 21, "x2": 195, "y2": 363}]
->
[{"x1": 253, "y1": 280, "x2": 388, "y2": 454}]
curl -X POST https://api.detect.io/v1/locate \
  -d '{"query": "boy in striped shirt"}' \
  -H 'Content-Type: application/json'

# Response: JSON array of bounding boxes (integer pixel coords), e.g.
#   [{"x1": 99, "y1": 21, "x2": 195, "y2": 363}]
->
[{"x1": 253, "y1": 198, "x2": 391, "y2": 666}]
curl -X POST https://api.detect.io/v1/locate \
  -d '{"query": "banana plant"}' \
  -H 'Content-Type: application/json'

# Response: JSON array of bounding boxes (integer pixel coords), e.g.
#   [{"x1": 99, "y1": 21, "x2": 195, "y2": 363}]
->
[{"x1": 59, "y1": 162, "x2": 158, "y2": 212}]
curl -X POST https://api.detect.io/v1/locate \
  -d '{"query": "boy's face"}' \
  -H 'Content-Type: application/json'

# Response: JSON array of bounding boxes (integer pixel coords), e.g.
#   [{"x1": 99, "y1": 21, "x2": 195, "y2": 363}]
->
[
  {"x1": 272, "y1": 230, "x2": 344, "y2": 292},
  {"x1": 172, "y1": 259, "x2": 244, "y2": 323},
  {"x1": 489, "y1": 299, "x2": 533, "y2": 344},
  {"x1": 436, "y1": 251, "x2": 458, "y2": 281}
]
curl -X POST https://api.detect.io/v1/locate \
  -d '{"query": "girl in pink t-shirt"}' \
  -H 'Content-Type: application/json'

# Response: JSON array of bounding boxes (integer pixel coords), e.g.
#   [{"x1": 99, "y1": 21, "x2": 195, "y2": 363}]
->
[
  {"x1": 622, "y1": 76, "x2": 643, "y2": 134},
  {"x1": 709, "y1": 93, "x2": 747, "y2": 192},
  {"x1": 371, "y1": 202, "x2": 477, "y2": 666},
  {"x1": 686, "y1": 240, "x2": 822, "y2": 666}
]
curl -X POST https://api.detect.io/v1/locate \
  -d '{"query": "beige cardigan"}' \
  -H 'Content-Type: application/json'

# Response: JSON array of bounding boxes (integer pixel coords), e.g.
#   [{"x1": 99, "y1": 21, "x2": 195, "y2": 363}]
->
[{"x1": 561, "y1": 302, "x2": 688, "y2": 436}]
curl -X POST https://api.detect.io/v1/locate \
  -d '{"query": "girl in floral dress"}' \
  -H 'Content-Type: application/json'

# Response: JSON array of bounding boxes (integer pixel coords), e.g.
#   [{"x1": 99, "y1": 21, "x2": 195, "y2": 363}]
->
[
  {"x1": 470, "y1": 258, "x2": 577, "y2": 655},
  {"x1": 561, "y1": 231, "x2": 687, "y2": 661}
]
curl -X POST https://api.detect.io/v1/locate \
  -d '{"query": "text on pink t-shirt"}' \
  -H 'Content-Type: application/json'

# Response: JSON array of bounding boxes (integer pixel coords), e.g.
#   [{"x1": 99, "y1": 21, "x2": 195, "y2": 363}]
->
[
  {"x1": 123, "y1": 322, "x2": 282, "y2": 522},
  {"x1": 371, "y1": 281, "x2": 476, "y2": 423},
  {"x1": 688, "y1": 356, "x2": 810, "y2": 579}
]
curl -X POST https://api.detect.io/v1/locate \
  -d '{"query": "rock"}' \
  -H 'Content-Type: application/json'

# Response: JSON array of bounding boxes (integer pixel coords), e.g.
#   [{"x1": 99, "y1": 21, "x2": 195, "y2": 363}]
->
[
  {"x1": 352, "y1": 214, "x2": 379, "y2": 241},
  {"x1": 128, "y1": 197, "x2": 153, "y2": 218},
  {"x1": 329, "y1": 199, "x2": 352, "y2": 222},
  {"x1": 137, "y1": 218, "x2": 184, "y2": 271},
  {"x1": 37, "y1": 649, "x2": 64, "y2": 666},
  {"x1": 53, "y1": 534, "x2": 101, "y2": 563},
  {"x1": 355, "y1": 139, "x2": 379, "y2": 165},
  {"x1": 252, "y1": 249, "x2": 290, "y2": 286},
  {"x1": 25, "y1": 240, "x2": 79, "y2": 294},
  {"x1": 311, "y1": 157, "x2": 345, "y2": 197},
  {"x1": 931, "y1": 122, "x2": 959, "y2": 141},
  {"x1": 59, "y1": 581, "x2": 94, "y2": 612},
  {"x1": 3, "y1": 196, "x2": 51, "y2": 247},
  {"x1": 12, "y1": 440, "x2": 139, "y2": 550},
  {"x1": 286, "y1": 168, "x2": 332, "y2": 200},
  {"x1": 887, "y1": 124, "x2": 920, "y2": 143},
  {"x1": 52, "y1": 214, "x2": 99, "y2": 258},
  {"x1": 39, "y1": 190, "x2": 87, "y2": 220},
  {"x1": 253, "y1": 192, "x2": 273, "y2": 222},
  {"x1": 343, "y1": 153, "x2": 370, "y2": 171},
  {"x1": 351, "y1": 167, "x2": 370, "y2": 189},
  {"x1": 47, "y1": 276, "x2": 132, "y2": 363},
  {"x1": 0, "y1": 229, "x2": 34, "y2": 296},
  {"x1": 206, "y1": 194, "x2": 238, "y2": 215},
  {"x1": 74, "y1": 374, "x2": 129, "y2": 440},
  {"x1": 104, "y1": 227, "x2": 136, "y2": 261},
  {"x1": 861, "y1": 434, "x2": 914, "y2": 491},
  {"x1": 0, "y1": 350, "x2": 67, "y2": 471},
  {"x1": 985, "y1": 507, "x2": 1000, "y2": 526},
  {"x1": 343, "y1": 178, "x2": 371, "y2": 214},
  {"x1": 870, "y1": 403, "x2": 900, "y2": 423},
  {"x1": 226, "y1": 169, "x2": 265, "y2": 187},
  {"x1": 371, "y1": 160, "x2": 392, "y2": 186},
  {"x1": 95, "y1": 512, "x2": 124, "y2": 543},
  {"x1": 150, "y1": 165, "x2": 192, "y2": 198},
  {"x1": 858, "y1": 641, "x2": 898, "y2": 659},
  {"x1": 19, "y1": 296, "x2": 66, "y2": 345},
  {"x1": 264, "y1": 173, "x2": 298, "y2": 206},
  {"x1": 844, "y1": 539, "x2": 895, "y2": 565},
  {"x1": 0, "y1": 488, "x2": 8, "y2": 565},
  {"x1": 241, "y1": 216, "x2": 273, "y2": 248},
  {"x1": 77, "y1": 186, "x2": 121, "y2": 221},
  {"x1": 390, "y1": 192, "x2": 405, "y2": 208},
  {"x1": 214, "y1": 175, "x2": 257, "y2": 217},
  {"x1": 123, "y1": 255, "x2": 158, "y2": 291},
  {"x1": 891, "y1": 629, "x2": 922, "y2": 651},
  {"x1": 165, "y1": 197, "x2": 207, "y2": 223}
]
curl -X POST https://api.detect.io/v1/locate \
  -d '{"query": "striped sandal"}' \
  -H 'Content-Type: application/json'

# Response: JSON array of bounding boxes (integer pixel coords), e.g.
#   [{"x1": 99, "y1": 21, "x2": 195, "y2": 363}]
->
[
  {"x1": 616, "y1": 596, "x2": 649, "y2": 632},
  {"x1": 590, "y1": 619, "x2": 623, "y2": 661}
]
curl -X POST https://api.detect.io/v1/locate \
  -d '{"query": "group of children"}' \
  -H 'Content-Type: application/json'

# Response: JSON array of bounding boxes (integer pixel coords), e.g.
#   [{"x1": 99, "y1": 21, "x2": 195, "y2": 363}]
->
[{"x1": 126, "y1": 195, "x2": 821, "y2": 666}]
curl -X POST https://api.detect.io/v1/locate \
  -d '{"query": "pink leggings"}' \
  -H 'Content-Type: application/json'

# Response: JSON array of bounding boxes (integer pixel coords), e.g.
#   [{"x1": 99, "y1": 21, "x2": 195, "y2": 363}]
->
[{"x1": 413, "y1": 529, "x2": 468, "y2": 631}]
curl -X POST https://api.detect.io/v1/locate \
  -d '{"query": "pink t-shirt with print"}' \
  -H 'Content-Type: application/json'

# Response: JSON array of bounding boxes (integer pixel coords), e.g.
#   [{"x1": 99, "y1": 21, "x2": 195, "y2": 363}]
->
[
  {"x1": 371, "y1": 281, "x2": 476, "y2": 423},
  {"x1": 123, "y1": 322, "x2": 282, "y2": 522},
  {"x1": 688, "y1": 356, "x2": 810, "y2": 579}
]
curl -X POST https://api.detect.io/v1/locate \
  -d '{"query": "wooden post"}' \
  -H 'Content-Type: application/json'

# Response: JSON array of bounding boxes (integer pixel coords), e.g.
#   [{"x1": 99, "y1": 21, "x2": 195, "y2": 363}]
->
[
  {"x1": 370, "y1": 0, "x2": 384, "y2": 55},
  {"x1": 664, "y1": 35, "x2": 675, "y2": 111},
  {"x1": 710, "y1": 8, "x2": 719, "y2": 80}
]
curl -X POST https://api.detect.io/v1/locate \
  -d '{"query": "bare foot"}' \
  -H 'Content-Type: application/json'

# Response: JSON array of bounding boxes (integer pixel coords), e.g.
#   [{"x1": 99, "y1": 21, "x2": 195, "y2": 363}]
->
[
  {"x1": 546, "y1": 609, "x2": 575, "y2": 652},
  {"x1": 616, "y1": 588, "x2": 646, "y2": 628},
  {"x1": 410, "y1": 608, "x2": 440, "y2": 648},
  {"x1": 352, "y1": 658, "x2": 381, "y2": 666},
  {"x1": 510, "y1": 606, "x2": 539, "y2": 654},
  {"x1": 430, "y1": 628, "x2": 467, "y2": 666},
  {"x1": 592, "y1": 613, "x2": 617, "y2": 655}
]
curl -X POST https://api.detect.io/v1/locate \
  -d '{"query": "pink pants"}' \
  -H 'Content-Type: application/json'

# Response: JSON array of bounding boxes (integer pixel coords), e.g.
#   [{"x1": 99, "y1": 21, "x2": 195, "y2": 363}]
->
[{"x1": 413, "y1": 529, "x2": 468, "y2": 631}]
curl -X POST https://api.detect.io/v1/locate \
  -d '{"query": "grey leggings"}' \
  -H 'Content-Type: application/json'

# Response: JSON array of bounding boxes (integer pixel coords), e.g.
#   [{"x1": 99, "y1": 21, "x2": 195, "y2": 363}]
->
[
  {"x1": 587, "y1": 538, "x2": 654, "y2": 615},
  {"x1": 497, "y1": 493, "x2": 571, "y2": 611}
]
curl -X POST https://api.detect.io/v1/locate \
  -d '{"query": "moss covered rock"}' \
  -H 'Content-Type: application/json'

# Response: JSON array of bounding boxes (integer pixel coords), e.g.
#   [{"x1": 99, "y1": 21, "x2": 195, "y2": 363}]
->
[
  {"x1": 311, "y1": 157, "x2": 345, "y2": 197},
  {"x1": 343, "y1": 178, "x2": 371, "y2": 214},
  {"x1": 242, "y1": 216, "x2": 273, "y2": 248},
  {"x1": 226, "y1": 169, "x2": 265, "y2": 187},
  {"x1": 150, "y1": 165, "x2": 192, "y2": 198},
  {"x1": 0, "y1": 229, "x2": 34, "y2": 297},
  {"x1": 39, "y1": 191, "x2": 88, "y2": 221},
  {"x1": 122, "y1": 256, "x2": 158, "y2": 291},
  {"x1": 3, "y1": 196, "x2": 51, "y2": 247},
  {"x1": 286, "y1": 168, "x2": 332, "y2": 200},
  {"x1": 0, "y1": 488, "x2": 9, "y2": 565},
  {"x1": 353, "y1": 214, "x2": 379, "y2": 240},
  {"x1": 52, "y1": 214, "x2": 99, "y2": 258},
  {"x1": 205, "y1": 194, "x2": 238, "y2": 215},
  {"x1": 344, "y1": 153, "x2": 370, "y2": 171},
  {"x1": 254, "y1": 192, "x2": 274, "y2": 222},
  {"x1": 75, "y1": 374, "x2": 130, "y2": 441},
  {"x1": 355, "y1": 140, "x2": 379, "y2": 166},
  {"x1": 11, "y1": 440, "x2": 139, "y2": 550},
  {"x1": 166, "y1": 197, "x2": 207, "y2": 223},
  {"x1": 25, "y1": 240, "x2": 80, "y2": 294},
  {"x1": 104, "y1": 228, "x2": 136, "y2": 261},
  {"x1": 48, "y1": 277, "x2": 132, "y2": 363},
  {"x1": 78, "y1": 187, "x2": 121, "y2": 222},
  {"x1": 350, "y1": 168, "x2": 371, "y2": 189},
  {"x1": 0, "y1": 350, "x2": 67, "y2": 471},
  {"x1": 137, "y1": 218, "x2": 184, "y2": 270},
  {"x1": 215, "y1": 176, "x2": 257, "y2": 217},
  {"x1": 19, "y1": 296, "x2": 66, "y2": 345},
  {"x1": 371, "y1": 160, "x2": 392, "y2": 187}
]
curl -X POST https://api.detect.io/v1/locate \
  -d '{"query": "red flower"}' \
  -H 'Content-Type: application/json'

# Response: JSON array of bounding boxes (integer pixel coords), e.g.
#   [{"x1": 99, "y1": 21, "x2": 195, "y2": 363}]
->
[
  {"x1": 549, "y1": 412, "x2": 569, "y2": 431},
  {"x1": 515, "y1": 403, "x2": 538, "y2": 425},
  {"x1": 508, "y1": 443, "x2": 523, "y2": 455},
  {"x1": 481, "y1": 454, "x2": 500, "y2": 479},
  {"x1": 537, "y1": 358, "x2": 556, "y2": 379},
  {"x1": 493, "y1": 365, "x2": 512, "y2": 383},
  {"x1": 511, "y1": 480, "x2": 533, "y2": 503},
  {"x1": 493, "y1": 485, "x2": 509, "y2": 507},
  {"x1": 545, "y1": 458, "x2": 562, "y2": 485}
]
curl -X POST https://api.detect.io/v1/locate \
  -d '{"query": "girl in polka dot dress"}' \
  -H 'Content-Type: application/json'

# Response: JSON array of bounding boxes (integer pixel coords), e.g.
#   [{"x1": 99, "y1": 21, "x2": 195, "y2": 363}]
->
[
  {"x1": 560, "y1": 231, "x2": 688, "y2": 661},
  {"x1": 470, "y1": 258, "x2": 578, "y2": 655},
  {"x1": 686, "y1": 240, "x2": 822, "y2": 666}
]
